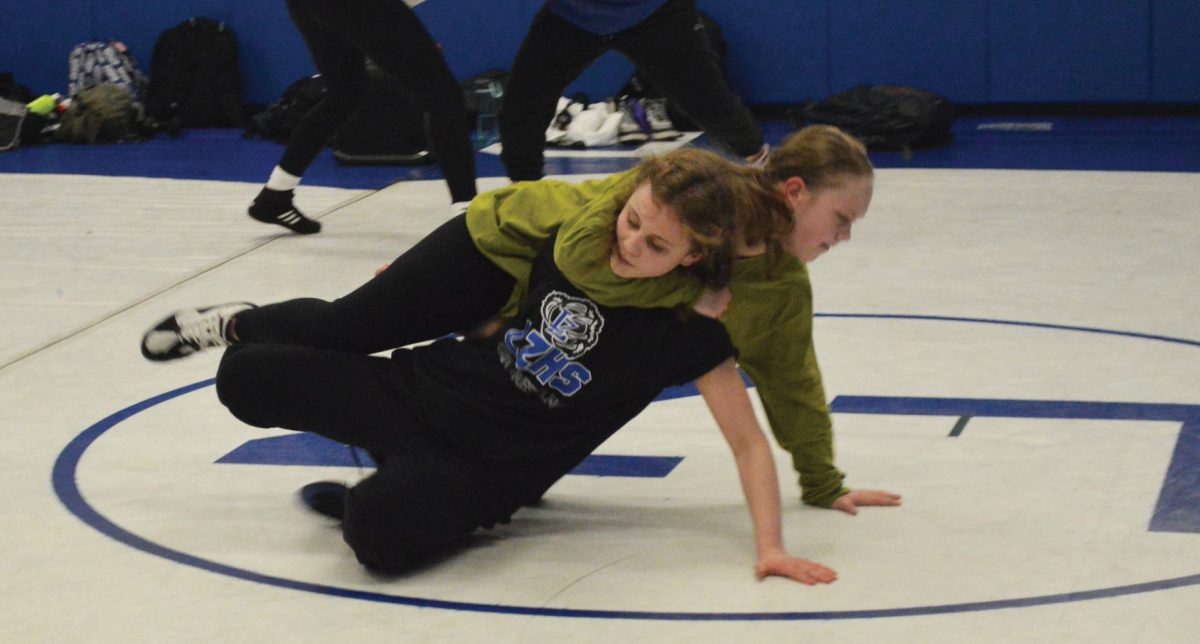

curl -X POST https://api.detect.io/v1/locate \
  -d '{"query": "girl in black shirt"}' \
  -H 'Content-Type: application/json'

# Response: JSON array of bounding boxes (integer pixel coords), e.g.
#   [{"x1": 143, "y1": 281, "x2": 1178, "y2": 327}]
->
[{"x1": 213, "y1": 152, "x2": 836, "y2": 584}]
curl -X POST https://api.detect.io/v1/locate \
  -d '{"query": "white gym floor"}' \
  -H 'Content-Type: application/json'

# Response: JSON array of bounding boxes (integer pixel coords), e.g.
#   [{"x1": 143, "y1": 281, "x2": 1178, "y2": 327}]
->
[{"x1": 1, "y1": 157, "x2": 1199, "y2": 642}]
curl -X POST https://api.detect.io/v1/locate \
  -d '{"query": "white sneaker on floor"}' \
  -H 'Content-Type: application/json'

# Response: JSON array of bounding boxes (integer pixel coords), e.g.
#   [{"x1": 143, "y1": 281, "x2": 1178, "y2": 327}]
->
[
  {"x1": 140, "y1": 302, "x2": 255, "y2": 361},
  {"x1": 643, "y1": 98, "x2": 681, "y2": 141}
]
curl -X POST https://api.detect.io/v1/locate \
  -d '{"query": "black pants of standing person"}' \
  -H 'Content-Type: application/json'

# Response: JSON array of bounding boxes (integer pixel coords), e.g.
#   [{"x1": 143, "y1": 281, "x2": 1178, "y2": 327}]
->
[
  {"x1": 216, "y1": 343, "x2": 521, "y2": 571},
  {"x1": 233, "y1": 214, "x2": 515, "y2": 354},
  {"x1": 283, "y1": 0, "x2": 477, "y2": 203},
  {"x1": 498, "y1": 0, "x2": 763, "y2": 181}
]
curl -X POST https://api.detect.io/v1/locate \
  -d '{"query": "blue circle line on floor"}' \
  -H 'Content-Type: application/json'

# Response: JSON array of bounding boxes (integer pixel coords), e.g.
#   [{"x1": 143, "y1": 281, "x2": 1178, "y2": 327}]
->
[{"x1": 53, "y1": 314, "x2": 1200, "y2": 620}]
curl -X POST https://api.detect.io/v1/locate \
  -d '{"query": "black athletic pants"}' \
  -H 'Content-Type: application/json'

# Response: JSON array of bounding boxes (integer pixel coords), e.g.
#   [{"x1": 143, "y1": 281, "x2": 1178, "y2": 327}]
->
[
  {"x1": 216, "y1": 343, "x2": 518, "y2": 572},
  {"x1": 217, "y1": 215, "x2": 516, "y2": 570},
  {"x1": 234, "y1": 214, "x2": 515, "y2": 354},
  {"x1": 282, "y1": 0, "x2": 477, "y2": 202},
  {"x1": 499, "y1": 0, "x2": 763, "y2": 181}
]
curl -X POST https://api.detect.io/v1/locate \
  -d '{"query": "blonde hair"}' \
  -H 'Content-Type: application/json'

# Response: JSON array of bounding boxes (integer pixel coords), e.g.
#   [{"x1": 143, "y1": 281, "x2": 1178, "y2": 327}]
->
[{"x1": 765, "y1": 124, "x2": 874, "y2": 191}]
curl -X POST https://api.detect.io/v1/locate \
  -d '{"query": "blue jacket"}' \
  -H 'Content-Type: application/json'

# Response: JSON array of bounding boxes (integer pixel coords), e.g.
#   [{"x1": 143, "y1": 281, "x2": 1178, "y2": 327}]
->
[{"x1": 547, "y1": 0, "x2": 670, "y2": 35}]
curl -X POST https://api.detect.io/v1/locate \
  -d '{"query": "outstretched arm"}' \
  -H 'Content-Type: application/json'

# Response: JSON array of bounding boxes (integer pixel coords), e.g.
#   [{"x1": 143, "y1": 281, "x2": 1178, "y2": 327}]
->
[
  {"x1": 721, "y1": 267, "x2": 902, "y2": 511},
  {"x1": 695, "y1": 358, "x2": 837, "y2": 585}
]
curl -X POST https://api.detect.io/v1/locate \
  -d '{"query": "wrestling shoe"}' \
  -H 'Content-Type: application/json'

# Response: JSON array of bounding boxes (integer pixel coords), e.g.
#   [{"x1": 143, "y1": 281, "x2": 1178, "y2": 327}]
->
[
  {"x1": 140, "y1": 302, "x2": 255, "y2": 361},
  {"x1": 643, "y1": 98, "x2": 680, "y2": 141},
  {"x1": 617, "y1": 97, "x2": 650, "y2": 144},
  {"x1": 248, "y1": 187, "x2": 321, "y2": 234},
  {"x1": 300, "y1": 481, "x2": 349, "y2": 520}
]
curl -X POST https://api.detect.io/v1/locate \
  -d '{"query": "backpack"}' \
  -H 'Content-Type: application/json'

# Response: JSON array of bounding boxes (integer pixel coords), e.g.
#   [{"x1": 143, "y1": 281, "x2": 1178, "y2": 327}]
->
[
  {"x1": 245, "y1": 74, "x2": 327, "y2": 142},
  {"x1": 56, "y1": 83, "x2": 137, "y2": 144},
  {"x1": 792, "y1": 84, "x2": 956, "y2": 157},
  {"x1": 67, "y1": 41, "x2": 149, "y2": 117},
  {"x1": 1, "y1": 71, "x2": 37, "y2": 103},
  {"x1": 0, "y1": 96, "x2": 27, "y2": 151},
  {"x1": 147, "y1": 17, "x2": 245, "y2": 127}
]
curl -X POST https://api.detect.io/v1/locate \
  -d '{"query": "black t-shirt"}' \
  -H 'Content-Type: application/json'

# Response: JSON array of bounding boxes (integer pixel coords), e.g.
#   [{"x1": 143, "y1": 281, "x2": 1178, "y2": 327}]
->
[{"x1": 402, "y1": 233, "x2": 734, "y2": 481}]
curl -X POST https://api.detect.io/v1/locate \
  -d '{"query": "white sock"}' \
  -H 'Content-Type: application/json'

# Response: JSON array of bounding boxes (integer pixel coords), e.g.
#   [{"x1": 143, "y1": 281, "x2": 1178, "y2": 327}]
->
[{"x1": 265, "y1": 166, "x2": 301, "y2": 192}]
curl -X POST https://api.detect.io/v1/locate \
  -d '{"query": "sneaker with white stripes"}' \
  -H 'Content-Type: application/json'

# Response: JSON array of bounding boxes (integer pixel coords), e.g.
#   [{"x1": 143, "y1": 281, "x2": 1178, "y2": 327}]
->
[
  {"x1": 140, "y1": 302, "x2": 256, "y2": 361},
  {"x1": 248, "y1": 187, "x2": 321, "y2": 234}
]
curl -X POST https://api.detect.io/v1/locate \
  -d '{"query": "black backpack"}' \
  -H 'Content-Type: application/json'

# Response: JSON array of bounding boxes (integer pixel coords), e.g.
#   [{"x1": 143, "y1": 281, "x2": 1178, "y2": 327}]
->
[
  {"x1": 147, "y1": 17, "x2": 245, "y2": 128},
  {"x1": 792, "y1": 84, "x2": 956, "y2": 157}
]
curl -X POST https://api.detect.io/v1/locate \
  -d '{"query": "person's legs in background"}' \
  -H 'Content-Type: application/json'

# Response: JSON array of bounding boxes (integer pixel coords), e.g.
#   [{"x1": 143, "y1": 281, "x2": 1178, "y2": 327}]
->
[
  {"x1": 612, "y1": 0, "x2": 765, "y2": 160},
  {"x1": 252, "y1": 0, "x2": 479, "y2": 234},
  {"x1": 328, "y1": 0, "x2": 478, "y2": 207},
  {"x1": 499, "y1": 5, "x2": 607, "y2": 182},
  {"x1": 248, "y1": 0, "x2": 370, "y2": 234}
]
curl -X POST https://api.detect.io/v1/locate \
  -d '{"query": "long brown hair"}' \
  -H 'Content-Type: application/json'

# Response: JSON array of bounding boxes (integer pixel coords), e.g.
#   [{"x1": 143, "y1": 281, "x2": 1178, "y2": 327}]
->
[{"x1": 620, "y1": 148, "x2": 742, "y2": 288}]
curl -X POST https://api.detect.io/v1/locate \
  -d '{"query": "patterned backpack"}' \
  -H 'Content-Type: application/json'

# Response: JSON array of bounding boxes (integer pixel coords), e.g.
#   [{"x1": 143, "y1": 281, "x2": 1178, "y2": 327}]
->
[{"x1": 68, "y1": 41, "x2": 148, "y2": 118}]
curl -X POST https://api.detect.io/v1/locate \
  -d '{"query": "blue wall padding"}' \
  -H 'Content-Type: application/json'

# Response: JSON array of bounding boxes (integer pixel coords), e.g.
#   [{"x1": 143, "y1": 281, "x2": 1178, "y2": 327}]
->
[
  {"x1": 989, "y1": 0, "x2": 1150, "y2": 102},
  {"x1": 0, "y1": 0, "x2": 1196, "y2": 106},
  {"x1": 1152, "y1": 0, "x2": 1200, "y2": 101}
]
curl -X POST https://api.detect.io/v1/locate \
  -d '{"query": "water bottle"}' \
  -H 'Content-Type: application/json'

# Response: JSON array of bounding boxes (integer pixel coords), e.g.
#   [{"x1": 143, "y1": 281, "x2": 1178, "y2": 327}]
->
[{"x1": 474, "y1": 80, "x2": 502, "y2": 148}]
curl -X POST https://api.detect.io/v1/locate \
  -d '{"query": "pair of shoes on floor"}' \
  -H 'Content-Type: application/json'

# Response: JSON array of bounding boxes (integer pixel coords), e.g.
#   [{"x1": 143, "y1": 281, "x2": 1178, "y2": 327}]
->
[
  {"x1": 552, "y1": 97, "x2": 624, "y2": 148},
  {"x1": 140, "y1": 302, "x2": 256, "y2": 361},
  {"x1": 299, "y1": 481, "x2": 349, "y2": 520},
  {"x1": 617, "y1": 97, "x2": 680, "y2": 144},
  {"x1": 545, "y1": 94, "x2": 589, "y2": 145},
  {"x1": 248, "y1": 187, "x2": 321, "y2": 234}
]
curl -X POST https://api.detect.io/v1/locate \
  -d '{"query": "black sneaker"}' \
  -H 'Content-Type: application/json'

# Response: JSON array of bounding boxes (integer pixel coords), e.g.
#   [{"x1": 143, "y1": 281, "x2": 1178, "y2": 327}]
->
[
  {"x1": 248, "y1": 188, "x2": 321, "y2": 234},
  {"x1": 140, "y1": 302, "x2": 256, "y2": 361},
  {"x1": 300, "y1": 481, "x2": 349, "y2": 520}
]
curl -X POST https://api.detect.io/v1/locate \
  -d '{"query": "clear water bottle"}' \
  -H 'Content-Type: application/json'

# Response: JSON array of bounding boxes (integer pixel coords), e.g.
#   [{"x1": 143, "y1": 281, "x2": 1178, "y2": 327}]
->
[{"x1": 474, "y1": 80, "x2": 503, "y2": 148}]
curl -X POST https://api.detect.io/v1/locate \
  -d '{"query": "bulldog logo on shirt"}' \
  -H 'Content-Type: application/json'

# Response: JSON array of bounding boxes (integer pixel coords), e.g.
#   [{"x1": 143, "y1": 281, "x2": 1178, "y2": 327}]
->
[
  {"x1": 539, "y1": 291, "x2": 604, "y2": 359},
  {"x1": 501, "y1": 291, "x2": 603, "y2": 399}
]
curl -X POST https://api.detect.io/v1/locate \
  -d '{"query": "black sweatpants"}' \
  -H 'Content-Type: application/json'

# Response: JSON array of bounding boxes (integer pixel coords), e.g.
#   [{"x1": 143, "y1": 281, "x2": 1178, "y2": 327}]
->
[
  {"x1": 498, "y1": 0, "x2": 763, "y2": 181},
  {"x1": 282, "y1": 0, "x2": 477, "y2": 203},
  {"x1": 216, "y1": 343, "x2": 519, "y2": 571},
  {"x1": 234, "y1": 213, "x2": 515, "y2": 354}
]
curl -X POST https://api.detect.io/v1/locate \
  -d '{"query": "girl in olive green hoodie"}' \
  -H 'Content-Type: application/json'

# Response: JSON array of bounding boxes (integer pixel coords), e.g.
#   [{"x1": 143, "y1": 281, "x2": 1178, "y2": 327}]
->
[{"x1": 471, "y1": 126, "x2": 900, "y2": 513}]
